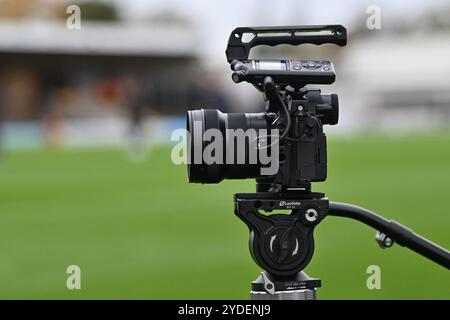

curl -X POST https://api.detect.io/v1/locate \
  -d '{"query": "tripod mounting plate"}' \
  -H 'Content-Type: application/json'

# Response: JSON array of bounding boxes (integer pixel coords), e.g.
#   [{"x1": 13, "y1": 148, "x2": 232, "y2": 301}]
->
[{"x1": 251, "y1": 271, "x2": 321, "y2": 300}]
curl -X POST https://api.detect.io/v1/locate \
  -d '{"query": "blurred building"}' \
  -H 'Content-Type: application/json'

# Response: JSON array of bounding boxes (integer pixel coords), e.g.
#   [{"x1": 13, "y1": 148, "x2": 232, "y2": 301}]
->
[
  {"x1": 0, "y1": 19, "x2": 208, "y2": 147},
  {"x1": 0, "y1": 19, "x2": 202, "y2": 117},
  {"x1": 336, "y1": 22, "x2": 450, "y2": 132},
  {"x1": 0, "y1": 0, "x2": 233, "y2": 149},
  {"x1": 1, "y1": 0, "x2": 450, "y2": 150}
]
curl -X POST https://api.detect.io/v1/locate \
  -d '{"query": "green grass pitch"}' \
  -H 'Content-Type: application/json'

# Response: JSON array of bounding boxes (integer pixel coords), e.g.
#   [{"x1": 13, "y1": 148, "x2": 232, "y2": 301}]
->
[{"x1": 0, "y1": 134, "x2": 449, "y2": 299}]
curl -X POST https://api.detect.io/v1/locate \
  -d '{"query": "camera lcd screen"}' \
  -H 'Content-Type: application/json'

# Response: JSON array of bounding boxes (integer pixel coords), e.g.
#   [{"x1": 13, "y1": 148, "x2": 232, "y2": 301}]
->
[{"x1": 258, "y1": 61, "x2": 286, "y2": 70}]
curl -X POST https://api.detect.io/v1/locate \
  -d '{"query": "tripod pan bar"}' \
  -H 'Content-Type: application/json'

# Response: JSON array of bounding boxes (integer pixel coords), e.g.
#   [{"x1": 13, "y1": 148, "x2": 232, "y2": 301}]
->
[{"x1": 329, "y1": 202, "x2": 450, "y2": 269}]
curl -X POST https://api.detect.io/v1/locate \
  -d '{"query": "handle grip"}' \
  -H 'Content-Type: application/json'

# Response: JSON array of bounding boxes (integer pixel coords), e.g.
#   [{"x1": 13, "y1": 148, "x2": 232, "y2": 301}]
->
[{"x1": 226, "y1": 25, "x2": 347, "y2": 63}]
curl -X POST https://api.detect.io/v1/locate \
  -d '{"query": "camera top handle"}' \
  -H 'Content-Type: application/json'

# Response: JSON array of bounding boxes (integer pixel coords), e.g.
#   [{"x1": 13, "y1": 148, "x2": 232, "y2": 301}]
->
[{"x1": 226, "y1": 25, "x2": 347, "y2": 63}]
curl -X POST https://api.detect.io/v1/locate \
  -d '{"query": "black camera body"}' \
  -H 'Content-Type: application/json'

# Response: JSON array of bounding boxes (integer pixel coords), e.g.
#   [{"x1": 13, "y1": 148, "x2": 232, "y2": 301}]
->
[
  {"x1": 255, "y1": 86, "x2": 337, "y2": 191},
  {"x1": 188, "y1": 25, "x2": 346, "y2": 192}
]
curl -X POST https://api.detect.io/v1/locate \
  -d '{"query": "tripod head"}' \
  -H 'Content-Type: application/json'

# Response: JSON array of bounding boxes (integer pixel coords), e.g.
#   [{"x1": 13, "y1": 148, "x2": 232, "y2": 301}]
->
[{"x1": 235, "y1": 191, "x2": 327, "y2": 277}]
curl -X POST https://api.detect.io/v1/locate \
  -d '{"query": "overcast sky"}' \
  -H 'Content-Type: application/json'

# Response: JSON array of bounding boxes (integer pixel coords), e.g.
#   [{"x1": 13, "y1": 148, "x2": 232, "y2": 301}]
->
[
  {"x1": 109, "y1": 0, "x2": 449, "y2": 62},
  {"x1": 113, "y1": 0, "x2": 448, "y2": 24}
]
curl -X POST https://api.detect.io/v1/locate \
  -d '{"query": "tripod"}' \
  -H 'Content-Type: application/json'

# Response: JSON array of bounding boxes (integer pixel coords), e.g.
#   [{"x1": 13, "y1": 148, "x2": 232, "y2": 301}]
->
[{"x1": 234, "y1": 190, "x2": 450, "y2": 300}]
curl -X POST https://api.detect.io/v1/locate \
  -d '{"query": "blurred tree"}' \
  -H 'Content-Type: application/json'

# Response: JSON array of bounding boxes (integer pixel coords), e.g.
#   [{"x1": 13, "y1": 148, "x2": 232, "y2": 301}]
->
[
  {"x1": 75, "y1": 1, "x2": 119, "y2": 21},
  {"x1": 52, "y1": 1, "x2": 119, "y2": 21},
  {"x1": 0, "y1": 0, "x2": 119, "y2": 21},
  {"x1": 0, "y1": 0, "x2": 62, "y2": 19}
]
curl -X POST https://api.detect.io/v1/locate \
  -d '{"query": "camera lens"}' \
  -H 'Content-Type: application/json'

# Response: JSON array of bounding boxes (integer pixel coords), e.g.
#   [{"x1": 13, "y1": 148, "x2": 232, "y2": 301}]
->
[{"x1": 187, "y1": 109, "x2": 270, "y2": 183}]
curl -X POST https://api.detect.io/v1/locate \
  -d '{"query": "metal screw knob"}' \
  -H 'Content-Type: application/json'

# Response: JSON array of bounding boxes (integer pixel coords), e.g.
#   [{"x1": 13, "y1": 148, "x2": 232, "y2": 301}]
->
[{"x1": 305, "y1": 208, "x2": 318, "y2": 222}]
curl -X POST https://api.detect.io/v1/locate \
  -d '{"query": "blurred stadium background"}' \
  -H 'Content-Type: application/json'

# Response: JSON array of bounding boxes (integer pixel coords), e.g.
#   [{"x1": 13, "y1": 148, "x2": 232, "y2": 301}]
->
[{"x1": 0, "y1": 0, "x2": 449, "y2": 299}]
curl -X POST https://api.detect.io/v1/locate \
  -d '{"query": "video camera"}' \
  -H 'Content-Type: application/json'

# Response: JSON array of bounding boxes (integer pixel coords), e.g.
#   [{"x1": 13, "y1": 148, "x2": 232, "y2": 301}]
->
[{"x1": 187, "y1": 25, "x2": 346, "y2": 191}]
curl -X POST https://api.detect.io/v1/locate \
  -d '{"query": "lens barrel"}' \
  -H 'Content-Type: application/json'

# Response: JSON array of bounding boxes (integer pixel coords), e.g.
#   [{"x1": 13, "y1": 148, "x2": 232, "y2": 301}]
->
[{"x1": 187, "y1": 109, "x2": 269, "y2": 183}]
